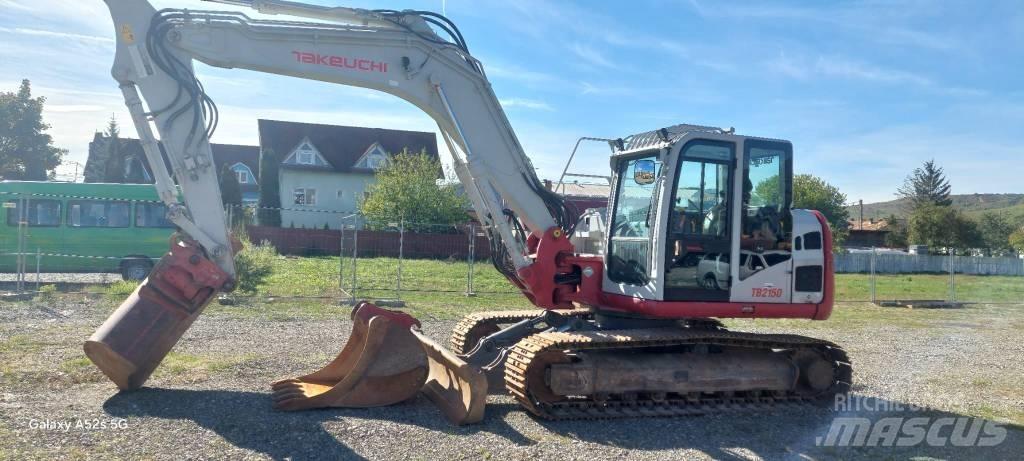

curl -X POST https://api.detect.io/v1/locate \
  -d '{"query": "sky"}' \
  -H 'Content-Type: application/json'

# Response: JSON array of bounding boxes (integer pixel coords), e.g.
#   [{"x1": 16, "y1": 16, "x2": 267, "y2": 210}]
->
[{"x1": 1, "y1": 0, "x2": 1021, "y2": 203}]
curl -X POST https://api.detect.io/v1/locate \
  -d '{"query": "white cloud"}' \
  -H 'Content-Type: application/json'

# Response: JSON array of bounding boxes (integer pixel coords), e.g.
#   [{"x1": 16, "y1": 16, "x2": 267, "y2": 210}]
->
[
  {"x1": 766, "y1": 53, "x2": 986, "y2": 97},
  {"x1": 484, "y1": 61, "x2": 562, "y2": 87},
  {"x1": 45, "y1": 104, "x2": 107, "y2": 113},
  {"x1": 569, "y1": 43, "x2": 615, "y2": 69},
  {"x1": 0, "y1": 26, "x2": 113, "y2": 44},
  {"x1": 498, "y1": 98, "x2": 553, "y2": 111},
  {"x1": 813, "y1": 56, "x2": 931, "y2": 86}
]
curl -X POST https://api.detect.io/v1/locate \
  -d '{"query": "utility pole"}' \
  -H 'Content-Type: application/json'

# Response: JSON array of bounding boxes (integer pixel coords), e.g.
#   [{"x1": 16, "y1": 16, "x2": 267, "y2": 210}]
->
[{"x1": 859, "y1": 199, "x2": 864, "y2": 229}]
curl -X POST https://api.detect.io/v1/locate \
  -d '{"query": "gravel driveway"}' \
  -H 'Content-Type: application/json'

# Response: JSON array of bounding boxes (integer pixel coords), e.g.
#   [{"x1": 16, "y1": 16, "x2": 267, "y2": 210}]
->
[{"x1": 1, "y1": 297, "x2": 1021, "y2": 460}]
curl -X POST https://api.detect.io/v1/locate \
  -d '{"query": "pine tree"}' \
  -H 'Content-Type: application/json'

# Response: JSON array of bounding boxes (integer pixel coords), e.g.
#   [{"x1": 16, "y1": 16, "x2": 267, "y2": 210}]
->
[
  {"x1": 102, "y1": 114, "x2": 125, "y2": 183},
  {"x1": 219, "y1": 164, "x2": 243, "y2": 228},
  {"x1": 0, "y1": 79, "x2": 66, "y2": 179},
  {"x1": 896, "y1": 159, "x2": 952, "y2": 211},
  {"x1": 219, "y1": 164, "x2": 243, "y2": 208},
  {"x1": 257, "y1": 147, "x2": 282, "y2": 226}
]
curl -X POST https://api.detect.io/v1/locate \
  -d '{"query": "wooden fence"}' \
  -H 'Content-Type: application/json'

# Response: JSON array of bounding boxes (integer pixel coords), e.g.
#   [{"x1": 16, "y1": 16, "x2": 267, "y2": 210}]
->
[{"x1": 835, "y1": 253, "x2": 1024, "y2": 276}]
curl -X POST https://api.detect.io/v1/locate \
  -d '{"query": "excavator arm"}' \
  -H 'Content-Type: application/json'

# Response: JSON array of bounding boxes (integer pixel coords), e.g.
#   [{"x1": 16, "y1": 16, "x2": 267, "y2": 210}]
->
[
  {"x1": 104, "y1": 0, "x2": 574, "y2": 279},
  {"x1": 86, "y1": 0, "x2": 582, "y2": 424}
]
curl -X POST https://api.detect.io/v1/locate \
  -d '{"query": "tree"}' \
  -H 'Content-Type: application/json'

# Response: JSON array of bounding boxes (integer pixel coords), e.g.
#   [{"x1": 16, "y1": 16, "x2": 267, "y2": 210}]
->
[
  {"x1": 792, "y1": 174, "x2": 850, "y2": 248},
  {"x1": 1009, "y1": 228, "x2": 1024, "y2": 254},
  {"x1": 359, "y1": 149, "x2": 468, "y2": 232},
  {"x1": 102, "y1": 115, "x2": 125, "y2": 183},
  {"x1": 219, "y1": 164, "x2": 242, "y2": 208},
  {"x1": 896, "y1": 159, "x2": 952, "y2": 211},
  {"x1": 977, "y1": 212, "x2": 1015, "y2": 255},
  {"x1": 883, "y1": 214, "x2": 909, "y2": 248},
  {"x1": 219, "y1": 164, "x2": 243, "y2": 228},
  {"x1": 257, "y1": 148, "x2": 281, "y2": 227},
  {"x1": 0, "y1": 79, "x2": 66, "y2": 179},
  {"x1": 908, "y1": 204, "x2": 980, "y2": 252}
]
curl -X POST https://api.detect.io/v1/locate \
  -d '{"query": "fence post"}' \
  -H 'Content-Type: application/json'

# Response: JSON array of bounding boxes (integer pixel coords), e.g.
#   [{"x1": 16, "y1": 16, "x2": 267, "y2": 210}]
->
[
  {"x1": 397, "y1": 217, "x2": 403, "y2": 301},
  {"x1": 35, "y1": 247, "x2": 41, "y2": 293},
  {"x1": 869, "y1": 247, "x2": 876, "y2": 304},
  {"x1": 339, "y1": 217, "x2": 345, "y2": 296},
  {"x1": 948, "y1": 252, "x2": 956, "y2": 302},
  {"x1": 16, "y1": 195, "x2": 26, "y2": 293},
  {"x1": 466, "y1": 223, "x2": 475, "y2": 296},
  {"x1": 351, "y1": 225, "x2": 358, "y2": 304}
]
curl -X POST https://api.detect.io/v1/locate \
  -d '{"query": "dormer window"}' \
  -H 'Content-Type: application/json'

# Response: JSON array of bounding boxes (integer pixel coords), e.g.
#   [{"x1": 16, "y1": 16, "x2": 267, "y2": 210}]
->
[
  {"x1": 355, "y1": 143, "x2": 389, "y2": 170},
  {"x1": 285, "y1": 138, "x2": 330, "y2": 167},
  {"x1": 230, "y1": 162, "x2": 256, "y2": 184}
]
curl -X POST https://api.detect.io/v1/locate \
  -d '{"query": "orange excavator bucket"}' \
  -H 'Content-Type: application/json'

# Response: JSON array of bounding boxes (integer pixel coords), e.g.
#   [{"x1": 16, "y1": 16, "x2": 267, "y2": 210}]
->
[
  {"x1": 271, "y1": 302, "x2": 428, "y2": 410},
  {"x1": 271, "y1": 302, "x2": 488, "y2": 425}
]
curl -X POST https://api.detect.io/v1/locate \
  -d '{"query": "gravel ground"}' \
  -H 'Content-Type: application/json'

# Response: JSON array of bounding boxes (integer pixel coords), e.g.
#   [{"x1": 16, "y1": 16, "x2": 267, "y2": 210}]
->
[
  {"x1": 1, "y1": 297, "x2": 1022, "y2": 460},
  {"x1": 0, "y1": 272, "x2": 121, "y2": 284}
]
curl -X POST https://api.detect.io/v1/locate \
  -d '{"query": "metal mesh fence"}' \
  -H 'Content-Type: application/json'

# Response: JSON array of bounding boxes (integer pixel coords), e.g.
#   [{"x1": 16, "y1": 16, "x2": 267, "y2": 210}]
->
[{"x1": 0, "y1": 195, "x2": 1020, "y2": 305}]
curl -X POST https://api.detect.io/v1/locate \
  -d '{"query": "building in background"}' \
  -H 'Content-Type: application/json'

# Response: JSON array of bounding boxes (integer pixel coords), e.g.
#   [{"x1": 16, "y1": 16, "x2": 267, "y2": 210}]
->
[
  {"x1": 257, "y1": 119, "x2": 438, "y2": 229},
  {"x1": 84, "y1": 134, "x2": 261, "y2": 205},
  {"x1": 845, "y1": 218, "x2": 892, "y2": 248},
  {"x1": 543, "y1": 179, "x2": 610, "y2": 223}
]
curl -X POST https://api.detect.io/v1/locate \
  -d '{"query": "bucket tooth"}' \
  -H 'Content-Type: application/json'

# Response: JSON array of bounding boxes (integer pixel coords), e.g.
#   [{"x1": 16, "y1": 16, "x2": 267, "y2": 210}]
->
[
  {"x1": 412, "y1": 328, "x2": 488, "y2": 425},
  {"x1": 272, "y1": 303, "x2": 428, "y2": 411}
]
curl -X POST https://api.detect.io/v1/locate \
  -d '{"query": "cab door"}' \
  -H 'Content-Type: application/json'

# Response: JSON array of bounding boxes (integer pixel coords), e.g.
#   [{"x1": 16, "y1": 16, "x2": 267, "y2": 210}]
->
[
  {"x1": 790, "y1": 210, "x2": 825, "y2": 304},
  {"x1": 663, "y1": 140, "x2": 735, "y2": 302}
]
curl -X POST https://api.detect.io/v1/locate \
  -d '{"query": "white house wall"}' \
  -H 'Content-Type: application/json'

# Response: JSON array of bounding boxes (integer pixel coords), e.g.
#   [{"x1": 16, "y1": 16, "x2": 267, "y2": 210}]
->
[{"x1": 279, "y1": 169, "x2": 375, "y2": 229}]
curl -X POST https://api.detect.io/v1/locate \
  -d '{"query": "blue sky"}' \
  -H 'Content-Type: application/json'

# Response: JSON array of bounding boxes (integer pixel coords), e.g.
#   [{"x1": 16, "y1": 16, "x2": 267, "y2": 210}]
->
[{"x1": 1, "y1": 0, "x2": 1021, "y2": 203}]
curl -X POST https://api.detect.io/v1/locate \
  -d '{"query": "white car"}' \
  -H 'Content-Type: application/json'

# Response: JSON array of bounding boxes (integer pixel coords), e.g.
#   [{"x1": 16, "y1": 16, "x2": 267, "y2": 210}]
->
[{"x1": 697, "y1": 250, "x2": 791, "y2": 290}]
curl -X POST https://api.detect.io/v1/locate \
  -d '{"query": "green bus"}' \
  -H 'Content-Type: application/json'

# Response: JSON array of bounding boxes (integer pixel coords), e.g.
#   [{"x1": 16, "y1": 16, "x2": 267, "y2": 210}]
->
[{"x1": 0, "y1": 181, "x2": 177, "y2": 280}]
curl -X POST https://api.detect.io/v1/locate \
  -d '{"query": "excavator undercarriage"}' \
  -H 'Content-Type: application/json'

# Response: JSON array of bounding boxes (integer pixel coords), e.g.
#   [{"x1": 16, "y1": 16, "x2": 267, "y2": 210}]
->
[{"x1": 262, "y1": 302, "x2": 852, "y2": 424}]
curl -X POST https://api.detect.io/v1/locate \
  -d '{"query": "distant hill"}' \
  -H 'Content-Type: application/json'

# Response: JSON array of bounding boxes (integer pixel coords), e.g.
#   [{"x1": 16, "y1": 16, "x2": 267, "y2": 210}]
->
[{"x1": 848, "y1": 194, "x2": 1024, "y2": 224}]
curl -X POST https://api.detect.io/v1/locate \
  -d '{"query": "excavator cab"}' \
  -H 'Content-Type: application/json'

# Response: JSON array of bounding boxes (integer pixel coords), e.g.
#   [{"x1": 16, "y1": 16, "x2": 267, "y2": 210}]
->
[{"x1": 603, "y1": 126, "x2": 829, "y2": 308}]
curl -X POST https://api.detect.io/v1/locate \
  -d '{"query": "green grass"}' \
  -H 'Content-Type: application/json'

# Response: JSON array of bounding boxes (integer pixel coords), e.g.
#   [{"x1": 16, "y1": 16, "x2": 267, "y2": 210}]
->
[
  {"x1": 246, "y1": 255, "x2": 1023, "y2": 304},
  {"x1": 104, "y1": 280, "x2": 139, "y2": 299},
  {"x1": 39, "y1": 255, "x2": 1021, "y2": 321},
  {"x1": 59, "y1": 357, "x2": 106, "y2": 384},
  {"x1": 151, "y1": 352, "x2": 259, "y2": 384},
  {"x1": 835, "y1": 273, "x2": 1024, "y2": 302}
]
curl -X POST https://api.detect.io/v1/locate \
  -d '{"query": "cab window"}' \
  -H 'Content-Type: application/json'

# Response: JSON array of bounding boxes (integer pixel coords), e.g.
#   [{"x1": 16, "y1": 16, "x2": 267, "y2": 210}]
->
[
  {"x1": 741, "y1": 141, "x2": 793, "y2": 280},
  {"x1": 607, "y1": 154, "x2": 660, "y2": 285}
]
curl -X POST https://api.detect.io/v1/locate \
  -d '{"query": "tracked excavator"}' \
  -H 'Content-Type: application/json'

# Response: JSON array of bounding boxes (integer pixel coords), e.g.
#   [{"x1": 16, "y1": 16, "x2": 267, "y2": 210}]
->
[{"x1": 86, "y1": 0, "x2": 852, "y2": 425}]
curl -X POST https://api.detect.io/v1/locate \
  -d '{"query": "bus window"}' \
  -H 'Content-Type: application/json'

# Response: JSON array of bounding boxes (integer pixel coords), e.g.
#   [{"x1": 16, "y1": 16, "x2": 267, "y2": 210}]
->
[
  {"x1": 68, "y1": 200, "x2": 130, "y2": 228},
  {"x1": 135, "y1": 202, "x2": 175, "y2": 228},
  {"x1": 5, "y1": 200, "x2": 61, "y2": 227}
]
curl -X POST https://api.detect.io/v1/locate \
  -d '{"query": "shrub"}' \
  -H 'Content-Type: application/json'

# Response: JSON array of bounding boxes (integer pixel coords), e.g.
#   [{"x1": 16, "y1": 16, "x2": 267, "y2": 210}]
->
[
  {"x1": 36, "y1": 284, "x2": 58, "y2": 302},
  {"x1": 105, "y1": 280, "x2": 139, "y2": 300},
  {"x1": 234, "y1": 239, "x2": 277, "y2": 293}
]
